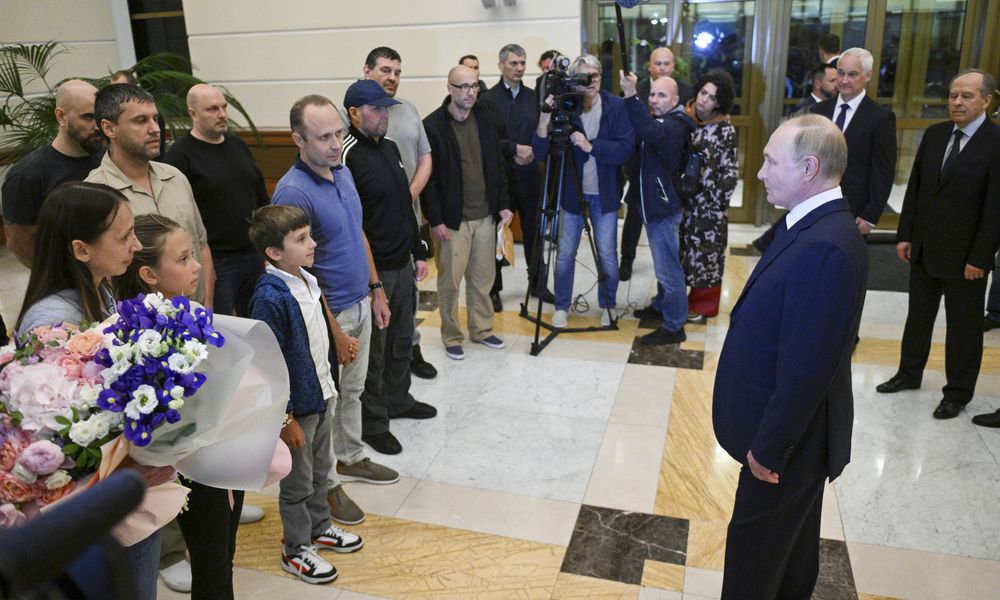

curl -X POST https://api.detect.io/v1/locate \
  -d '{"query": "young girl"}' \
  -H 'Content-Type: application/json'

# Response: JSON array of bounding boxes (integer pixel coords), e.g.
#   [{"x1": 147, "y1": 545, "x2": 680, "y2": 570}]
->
[
  {"x1": 114, "y1": 214, "x2": 242, "y2": 600},
  {"x1": 16, "y1": 181, "x2": 174, "y2": 600}
]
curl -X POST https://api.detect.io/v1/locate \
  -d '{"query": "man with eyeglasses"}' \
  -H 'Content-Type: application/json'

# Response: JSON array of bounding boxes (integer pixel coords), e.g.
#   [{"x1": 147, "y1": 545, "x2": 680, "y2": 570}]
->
[{"x1": 421, "y1": 65, "x2": 513, "y2": 361}]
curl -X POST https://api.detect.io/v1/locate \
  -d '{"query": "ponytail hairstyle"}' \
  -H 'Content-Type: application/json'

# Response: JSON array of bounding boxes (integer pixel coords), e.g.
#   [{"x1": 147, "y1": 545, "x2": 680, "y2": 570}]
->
[
  {"x1": 17, "y1": 181, "x2": 128, "y2": 330},
  {"x1": 113, "y1": 213, "x2": 184, "y2": 300}
]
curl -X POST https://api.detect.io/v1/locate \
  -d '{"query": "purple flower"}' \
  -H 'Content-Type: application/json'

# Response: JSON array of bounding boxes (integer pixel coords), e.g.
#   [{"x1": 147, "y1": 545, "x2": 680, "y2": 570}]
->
[{"x1": 18, "y1": 440, "x2": 64, "y2": 475}]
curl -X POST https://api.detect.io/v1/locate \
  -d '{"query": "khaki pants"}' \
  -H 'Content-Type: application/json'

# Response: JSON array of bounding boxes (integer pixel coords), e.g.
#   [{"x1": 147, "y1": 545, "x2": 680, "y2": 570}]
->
[{"x1": 436, "y1": 216, "x2": 495, "y2": 346}]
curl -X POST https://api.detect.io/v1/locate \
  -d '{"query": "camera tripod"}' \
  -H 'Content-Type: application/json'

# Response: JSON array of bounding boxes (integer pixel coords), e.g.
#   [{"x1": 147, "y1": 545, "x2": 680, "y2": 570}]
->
[{"x1": 519, "y1": 133, "x2": 618, "y2": 356}]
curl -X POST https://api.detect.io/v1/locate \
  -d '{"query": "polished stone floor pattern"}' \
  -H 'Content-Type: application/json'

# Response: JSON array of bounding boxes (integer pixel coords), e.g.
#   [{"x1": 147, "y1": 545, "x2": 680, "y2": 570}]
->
[{"x1": 2, "y1": 222, "x2": 997, "y2": 599}]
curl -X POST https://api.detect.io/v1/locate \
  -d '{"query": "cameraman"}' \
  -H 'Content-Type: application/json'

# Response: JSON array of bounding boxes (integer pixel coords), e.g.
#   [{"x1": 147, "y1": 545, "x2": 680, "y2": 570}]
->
[
  {"x1": 620, "y1": 70, "x2": 695, "y2": 346},
  {"x1": 532, "y1": 54, "x2": 635, "y2": 328}
]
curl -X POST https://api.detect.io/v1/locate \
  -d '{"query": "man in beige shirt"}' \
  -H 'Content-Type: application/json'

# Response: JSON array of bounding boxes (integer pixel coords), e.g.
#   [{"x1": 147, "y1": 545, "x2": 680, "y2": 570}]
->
[{"x1": 86, "y1": 83, "x2": 215, "y2": 305}]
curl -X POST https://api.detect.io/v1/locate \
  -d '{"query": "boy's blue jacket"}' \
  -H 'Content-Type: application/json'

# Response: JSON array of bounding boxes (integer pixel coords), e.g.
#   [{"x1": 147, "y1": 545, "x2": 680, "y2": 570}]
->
[{"x1": 249, "y1": 272, "x2": 334, "y2": 417}]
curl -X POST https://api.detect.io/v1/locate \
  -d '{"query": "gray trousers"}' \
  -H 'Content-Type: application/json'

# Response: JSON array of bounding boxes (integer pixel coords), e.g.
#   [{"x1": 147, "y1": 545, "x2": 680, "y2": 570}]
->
[
  {"x1": 361, "y1": 261, "x2": 417, "y2": 435},
  {"x1": 280, "y1": 408, "x2": 332, "y2": 555},
  {"x1": 328, "y1": 296, "x2": 371, "y2": 488}
]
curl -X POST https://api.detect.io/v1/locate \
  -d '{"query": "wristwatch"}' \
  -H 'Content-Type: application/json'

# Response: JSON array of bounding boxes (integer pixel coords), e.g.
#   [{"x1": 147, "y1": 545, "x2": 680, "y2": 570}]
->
[{"x1": 368, "y1": 281, "x2": 383, "y2": 291}]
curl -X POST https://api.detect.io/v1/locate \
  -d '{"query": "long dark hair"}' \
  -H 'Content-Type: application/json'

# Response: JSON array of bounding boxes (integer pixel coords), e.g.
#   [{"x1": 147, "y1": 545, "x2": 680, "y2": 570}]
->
[
  {"x1": 113, "y1": 213, "x2": 183, "y2": 300},
  {"x1": 694, "y1": 70, "x2": 737, "y2": 116},
  {"x1": 17, "y1": 182, "x2": 128, "y2": 329}
]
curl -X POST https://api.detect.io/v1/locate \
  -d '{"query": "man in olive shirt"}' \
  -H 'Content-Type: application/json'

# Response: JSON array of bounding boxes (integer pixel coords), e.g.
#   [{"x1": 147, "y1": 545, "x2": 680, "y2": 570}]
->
[{"x1": 86, "y1": 83, "x2": 215, "y2": 305}]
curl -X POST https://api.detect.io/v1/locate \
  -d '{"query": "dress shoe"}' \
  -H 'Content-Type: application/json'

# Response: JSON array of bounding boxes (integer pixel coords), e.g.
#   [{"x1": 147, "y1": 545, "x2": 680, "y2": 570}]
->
[
  {"x1": 391, "y1": 400, "x2": 437, "y2": 420},
  {"x1": 686, "y1": 312, "x2": 707, "y2": 325},
  {"x1": 491, "y1": 292, "x2": 503, "y2": 312},
  {"x1": 985, "y1": 316, "x2": 1000, "y2": 332},
  {"x1": 633, "y1": 305, "x2": 661, "y2": 321},
  {"x1": 619, "y1": 259, "x2": 633, "y2": 281},
  {"x1": 875, "y1": 374, "x2": 920, "y2": 394},
  {"x1": 972, "y1": 409, "x2": 1000, "y2": 427},
  {"x1": 933, "y1": 399, "x2": 965, "y2": 420},
  {"x1": 362, "y1": 431, "x2": 402, "y2": 455},
  {"x1": 410, "y1": 344, "x2": 437, "y2": 379},
  {"x1": 529, "y1": 287, "x2": 556, "y2": 304},
  {"x1": 640, "y1": 326, "x2": 686, "y2": 346}
]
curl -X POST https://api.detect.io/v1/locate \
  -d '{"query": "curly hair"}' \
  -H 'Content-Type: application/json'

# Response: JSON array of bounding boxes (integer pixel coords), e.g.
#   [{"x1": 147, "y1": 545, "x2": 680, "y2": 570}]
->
[{"x1": 693, "y1": 70, "x2": 736, "y2": 116}]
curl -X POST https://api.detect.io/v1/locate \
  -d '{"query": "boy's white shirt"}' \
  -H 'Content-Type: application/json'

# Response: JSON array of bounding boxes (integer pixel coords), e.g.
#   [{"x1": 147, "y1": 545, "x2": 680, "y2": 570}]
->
[{"x1": 266, "y1": 263, "x2": 338, "y2": 402}]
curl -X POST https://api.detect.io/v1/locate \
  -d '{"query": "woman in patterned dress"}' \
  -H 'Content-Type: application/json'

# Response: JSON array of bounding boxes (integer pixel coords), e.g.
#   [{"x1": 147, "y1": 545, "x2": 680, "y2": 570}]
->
[{"x1": 681, "y1": 70, "x2": 739, "y2": 323}]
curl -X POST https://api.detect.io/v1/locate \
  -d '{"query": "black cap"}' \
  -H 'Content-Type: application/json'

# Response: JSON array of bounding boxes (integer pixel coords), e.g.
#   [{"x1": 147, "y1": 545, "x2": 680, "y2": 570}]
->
[{"x1": 344, "y1": 79, "x2": 401, "y2": 110}]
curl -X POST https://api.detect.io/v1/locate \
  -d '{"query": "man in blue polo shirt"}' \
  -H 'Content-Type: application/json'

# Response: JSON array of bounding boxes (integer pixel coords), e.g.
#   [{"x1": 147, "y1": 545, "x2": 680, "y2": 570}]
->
[{"x1": 273, "y1": 94, "x2": 398, "y2": 526}]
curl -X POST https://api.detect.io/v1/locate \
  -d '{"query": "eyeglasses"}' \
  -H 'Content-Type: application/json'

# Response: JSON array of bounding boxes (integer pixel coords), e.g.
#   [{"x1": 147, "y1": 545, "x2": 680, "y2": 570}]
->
[{"x1": 449, "y1": 83, "x2": 479, "y2": 93}]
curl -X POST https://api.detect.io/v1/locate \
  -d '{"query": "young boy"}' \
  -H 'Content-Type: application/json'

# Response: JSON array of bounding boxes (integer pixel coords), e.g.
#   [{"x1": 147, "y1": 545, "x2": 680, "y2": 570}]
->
[{"x1": 248, "y1": 205, "x2": 364, "y2": 584}]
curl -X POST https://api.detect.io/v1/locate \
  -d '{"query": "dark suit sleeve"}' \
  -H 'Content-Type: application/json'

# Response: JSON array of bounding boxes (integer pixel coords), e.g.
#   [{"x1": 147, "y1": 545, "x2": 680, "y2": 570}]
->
[
  {"x1": 967, "y1": 142, "x2": 1000, "y2": 269},
  {"x1": 859, "y1": 109, "x2": 897, "y2": 225},
  {"x1": 896, "y1": 132, "x2": 928, "y2": 243},
  {"x1": 750, "y1": 242, "x2": 863, "y2": 472}
]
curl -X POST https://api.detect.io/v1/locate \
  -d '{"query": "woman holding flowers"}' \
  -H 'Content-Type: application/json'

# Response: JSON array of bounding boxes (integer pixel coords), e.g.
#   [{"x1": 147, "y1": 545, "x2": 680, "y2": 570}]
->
[{"x1": 14, "y1": 181, "x2": 175, "y2": 600}]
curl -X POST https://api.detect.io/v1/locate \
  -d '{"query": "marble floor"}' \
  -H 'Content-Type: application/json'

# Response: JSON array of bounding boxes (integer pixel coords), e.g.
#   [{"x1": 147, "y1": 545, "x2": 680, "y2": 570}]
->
[{"x1": 3, "y1": 222, "x2": 999, "y2": 599}]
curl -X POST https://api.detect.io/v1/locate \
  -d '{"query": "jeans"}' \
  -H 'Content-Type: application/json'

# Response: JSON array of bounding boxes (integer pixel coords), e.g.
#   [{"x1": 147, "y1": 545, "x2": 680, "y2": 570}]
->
[
  {"x1": 212, "y1": 248, "x2": 264, "y2": 317},
  {"x1": 554, "y1": 194, "x2": 619, "y2": 310},
  {"x1": 645, "y1": 211, "x2": 688, "y2": 331},
  {"x1": 128, "y1": 530, "x2": 162, "y2": 600}
]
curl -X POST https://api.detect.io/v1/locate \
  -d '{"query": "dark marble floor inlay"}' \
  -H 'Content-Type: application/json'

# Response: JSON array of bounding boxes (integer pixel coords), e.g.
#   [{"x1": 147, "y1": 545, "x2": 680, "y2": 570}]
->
[
  {"x1": 813, "y1": 539, "x2": 859, "y2": 600},
  {"x1": 560, "y1": 505, "x2": 688, "y2": 585},
  {"x1": 628, "y1": 340, "x2": 705, "y2": 370},
  {"x1": 418, "y1": 290, "x2": 439, "y2": 312}
]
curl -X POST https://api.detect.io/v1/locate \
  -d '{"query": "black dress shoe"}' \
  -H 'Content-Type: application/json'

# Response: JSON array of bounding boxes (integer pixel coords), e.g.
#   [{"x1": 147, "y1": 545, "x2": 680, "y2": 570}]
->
[
  {"x1": 640, "y1": 327, "x2": 686, "y2": 346},
  {"x1": 972, "y1": 409, "x2": 1000, "y2": 427},
  {"x1": 529, "y1": 287, "x2": 556, "y2": 304},
  {"x1": 390, "y1": 400, "x2": 437, "y2": 420},
  {"x1": 362, "y1": 431, "x2": 402, "y2": 455},
  {"x1": 985, "y1": 316, "x2": 1000, "y2": 332},
  {"x1": 933, "y1": 399, "x2": 965, "y2": 420},
  {"x1": 875, "y1": 374, "x2": 921, "y2": 394},
  {"x1": 633, "y1": 305, "x2": 661, "y2": 321},
  {"x1": 491, "y1": 292, "x2": 503, "y2": 312},
  {"x1": 619, "y1": 259, "x2": 633, "y2": 281},
  {"x1": 410, "y1": 344, "x2": 437, "y2": 380}
]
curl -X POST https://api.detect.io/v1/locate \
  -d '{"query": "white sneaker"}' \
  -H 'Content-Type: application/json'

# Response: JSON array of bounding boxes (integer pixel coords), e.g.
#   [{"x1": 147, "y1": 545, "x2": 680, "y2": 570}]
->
[
  {"x1": 600, "y1": 310, "x2": 613, "y2": 327},
  {"x1": 313, "y1": 525, "x2": 364, "y2": 553},
  {"x1": 552, "y1": 309, "x2": 568, "y2": 328},
  {"x1": 281, "y1": 545, "x2": 338, "y2": 584},
  {"x1": 159, "y1": 559, "x2": 192, "y2": 592},
  {"x1": 239, "y1": 503, "x2": 265, "y2": 524}
]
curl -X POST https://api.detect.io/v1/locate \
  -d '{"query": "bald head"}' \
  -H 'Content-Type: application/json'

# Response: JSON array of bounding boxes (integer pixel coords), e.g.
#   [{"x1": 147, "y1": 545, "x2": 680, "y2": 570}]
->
[
  {"x1": 447, "y1": 65, "x2": 479, "y2": 113},
  {"x1": 53, "y1": 79, "x2": 101, "y2": 155},
  {"x1": 449, "y1": 65, "x2": 476, "y2": 82},
  {"x1": 648, "y1": 76, "x2": 679, "y2": 117},
  {"x1": 649, "y1": 47, "x2": 676, "y2": 80},
  {"x1": 187, "y1": 83, "x2": 228, "y2": 143}
]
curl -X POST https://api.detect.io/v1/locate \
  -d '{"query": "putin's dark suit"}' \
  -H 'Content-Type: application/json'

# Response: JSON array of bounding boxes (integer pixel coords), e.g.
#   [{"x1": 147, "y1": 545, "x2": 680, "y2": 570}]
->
[
  {"x1": 894, "y1": 117, "x2": 1000, "y2": 404},
  {"x1": 714, "y1": 198, "x2": 868, "y2": 598},
  {"x1": 810, "y1": 95, "x2": 897, "y2": 224}
]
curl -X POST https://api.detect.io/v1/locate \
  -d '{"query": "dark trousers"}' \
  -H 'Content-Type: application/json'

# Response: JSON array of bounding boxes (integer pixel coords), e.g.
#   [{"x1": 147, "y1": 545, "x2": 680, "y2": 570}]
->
[
  {"x1": 722, "y1": 466, "x2": 826, "y2": 600},
  {"x1": 212, "y1": 248, "x2": 264, "y2": 317},
  {"x1": 753, "y1": 221, "x2": 779, "y2": 253},
  {"x1": 898, "y1": 260, "x2": 987, "y2": 403},
  {"x1": 361, "y1": 261, "x2": 417, "y2": 435},
  {"x1": 986, "y1": 253, "x2": 1000, "y2": 321},
  {"x1": 620, "y1": 202, "x2": 643, "y2": 262},
  {"x1": 176, "y1": 482, "x2": 244, "y2": 600}
]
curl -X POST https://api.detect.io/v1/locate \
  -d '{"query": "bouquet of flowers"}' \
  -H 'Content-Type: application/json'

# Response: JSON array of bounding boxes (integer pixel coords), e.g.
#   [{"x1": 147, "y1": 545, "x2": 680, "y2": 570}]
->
[{"x1": 0, "y1": 292, "x2": 224, "y2": 527}]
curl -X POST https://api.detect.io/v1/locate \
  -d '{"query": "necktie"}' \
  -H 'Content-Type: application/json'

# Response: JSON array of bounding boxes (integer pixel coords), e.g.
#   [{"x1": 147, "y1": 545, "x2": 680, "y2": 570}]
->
[
  {"x1": 941, "y1": 129, "x2": 964, "y2": 175},
  {"x1": 834, "y1": 103, "x2": 850, "y2": 131}
]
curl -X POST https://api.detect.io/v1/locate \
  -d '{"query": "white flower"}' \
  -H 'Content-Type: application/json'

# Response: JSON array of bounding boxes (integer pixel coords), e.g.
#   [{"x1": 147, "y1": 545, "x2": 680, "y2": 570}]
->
[
  {"x1": 136, "y1": 330, "x2": 166, "y2": 357},
  {"x1": 169, "y1": 385, "x2": 185, "y2": 400},
  {"x1": 168, "y1": 398, "x2": 184, "y2": 411},
  {"x1": 108, "y1": 344, "x2": 134, "y2": 364},
  {"x1": 142, "y1": 292, "x2": 168, "y2": 312},
  {"x1": 45, "y1": 470, "x2": 72, "y2": 490},
  {"x1": 12, "y1": 464, "x2": 37, "y2": 484},
  {"x1": 78, "y1": 384, "x2": 101, "y2": 408},
  {"x1": 181, "y1": 340, "x2": 208, "y2": 364},
  {"x1": 124, "y1": 385, "x2": 160, "y2": 420},
  {"x1": 167, "y1": 353, "x2": 195, "y2": 374},
  {"x1": 69, "y1": 418, "x2": 99, "y2": 446}
]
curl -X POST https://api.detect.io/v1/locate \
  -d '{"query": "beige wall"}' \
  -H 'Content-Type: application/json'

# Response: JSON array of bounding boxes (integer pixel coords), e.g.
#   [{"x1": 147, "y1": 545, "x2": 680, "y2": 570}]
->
[
  {"x1": 0, "y1": 0, "x2": 120, "y2": 91},
  {"x1": 183, "y1": 0, "x2": 582, "y2": 129}
]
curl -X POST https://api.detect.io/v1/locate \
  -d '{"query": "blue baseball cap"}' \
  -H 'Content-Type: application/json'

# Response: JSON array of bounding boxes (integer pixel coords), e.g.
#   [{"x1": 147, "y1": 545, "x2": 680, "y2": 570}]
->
[{"x1": 344, "y1": 79, "x2": 401, "y2": 110}]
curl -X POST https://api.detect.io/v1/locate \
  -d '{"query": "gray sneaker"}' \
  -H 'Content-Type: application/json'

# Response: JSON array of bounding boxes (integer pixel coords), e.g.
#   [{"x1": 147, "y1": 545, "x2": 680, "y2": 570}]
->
[
  {"x1": 327, "y1": 484, "x2": 365, "y2": 525},
  {"x1": 336, "y1": 457, "x2": 400, "y2": 485}
]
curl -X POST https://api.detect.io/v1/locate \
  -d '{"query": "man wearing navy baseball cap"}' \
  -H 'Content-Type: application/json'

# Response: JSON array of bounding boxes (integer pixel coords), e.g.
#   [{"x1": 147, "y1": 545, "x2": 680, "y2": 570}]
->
[{"x1": 341, "y1": 79, "x2": 437, "y2": 457}]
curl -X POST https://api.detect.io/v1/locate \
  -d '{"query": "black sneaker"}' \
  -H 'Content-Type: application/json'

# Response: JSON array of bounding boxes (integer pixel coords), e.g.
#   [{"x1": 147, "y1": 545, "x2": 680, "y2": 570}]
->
[
  {"x1": 633, "y1": 305, "x2": 661, "y2": 321},
  {"x1": 390, "y1": 400, "x2": 437, "y2": 420},
  {"x1": 640, "y1": 327, "x2": 686, "y2": 346},
  {"x1": 362, "y1": 431, "x2": 402, "y2": 455},
  {"x1": 410, "y1": 344, "x2": 438, "y2": 379},
  {"x1": 281, "y1": 546, "x2": 338, "y2": 584},
  {"x1": 312, "y1": 525, "x2": 364, "y2": 553}
]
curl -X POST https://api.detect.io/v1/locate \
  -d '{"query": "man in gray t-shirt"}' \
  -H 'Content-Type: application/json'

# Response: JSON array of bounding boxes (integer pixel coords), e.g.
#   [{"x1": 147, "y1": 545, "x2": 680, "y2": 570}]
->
[{"x1": 360, "y1": 46, "x2": 437, "y2": 381}]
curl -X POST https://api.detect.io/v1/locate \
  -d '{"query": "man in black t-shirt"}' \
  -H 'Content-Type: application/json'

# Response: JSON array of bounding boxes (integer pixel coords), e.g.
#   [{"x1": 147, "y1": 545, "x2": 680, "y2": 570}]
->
[
  {"x1": 164, "y1": 84, "x2": 269, "y2": 317},
  {"x1": 2, "y1": 79, "x2": 103, "y2": 267}
]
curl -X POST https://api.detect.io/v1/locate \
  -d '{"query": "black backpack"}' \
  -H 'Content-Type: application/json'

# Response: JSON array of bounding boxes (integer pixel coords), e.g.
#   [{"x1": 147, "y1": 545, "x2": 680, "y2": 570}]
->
[{"x1": 674, "y1": 128, "x2": 704, "y2": 204}]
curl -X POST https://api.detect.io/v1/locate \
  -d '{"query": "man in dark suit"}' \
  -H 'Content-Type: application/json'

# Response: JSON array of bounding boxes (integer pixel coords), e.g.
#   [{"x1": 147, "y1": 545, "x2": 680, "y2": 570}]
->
[
  {"x1": 877, "y1": 70, "x2": 1000, "y2": 423},
  {"x1": 810, "y1": 47, "x2": 897, "y2": 233},
  {"x1": 752, "y1": 47, "x2": 896, "y2": 252},
  {"x1": 793, "y1": 63, "x2": 837, "y2": 112},
  {"x1": 714, "y1": 113, "x2": 868, "y2": 598}
]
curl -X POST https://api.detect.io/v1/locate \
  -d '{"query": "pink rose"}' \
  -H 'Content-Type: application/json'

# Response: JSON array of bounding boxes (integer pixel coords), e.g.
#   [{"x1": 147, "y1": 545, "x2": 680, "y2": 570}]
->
[
  {"x1": 66, "y1": 329, "x2": 104, "y2": 359},
  {"x1": 0, "y1": 437, "x2": 21, "y2": 471},
  {"x1": 33, "y1": 326, "x2": 68, "y2": 345},
  {"x1": 56, "y1": 354, "x2": 84, "y2": 381},
  {"x1": 19, "y1": 440, "x2": 64, "y2": 475},
  {"x1": 41, "y1": 347, "x2": 67, "y2": 363},
  {"x1": 80, "y1": 360, "x2": 103, "y2": 383},
  {"x1": 0, "y1": 472, "x2": 37, "y2": 503},
  {"x1": 0, "y1": 502, "x2": 26, "y2": 527}
]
